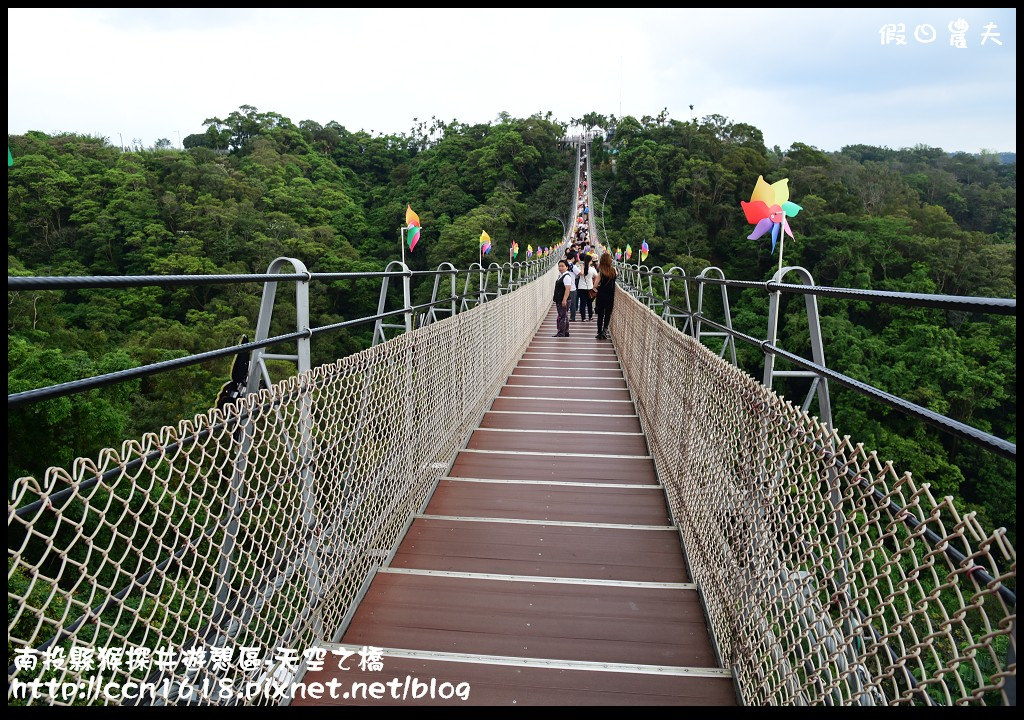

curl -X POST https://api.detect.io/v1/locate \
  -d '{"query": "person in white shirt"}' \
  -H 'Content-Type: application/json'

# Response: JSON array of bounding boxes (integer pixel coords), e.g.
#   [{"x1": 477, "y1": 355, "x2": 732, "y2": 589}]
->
[
  {"x1": 568, "y1": 250, "x2": 581, "y2": 322},
  {"x1": 553, "y1": 260, "x2": 574, "y2": 337},
  {"x1": 574, "y1": 254, "x2": 598, "y2": 322}
]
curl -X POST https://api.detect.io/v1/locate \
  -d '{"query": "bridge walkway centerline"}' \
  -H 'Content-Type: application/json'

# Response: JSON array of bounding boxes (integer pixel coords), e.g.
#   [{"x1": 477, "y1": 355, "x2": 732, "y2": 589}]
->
[{"x1": 295, "y1": 307, "x2": 736, "y2": 706}]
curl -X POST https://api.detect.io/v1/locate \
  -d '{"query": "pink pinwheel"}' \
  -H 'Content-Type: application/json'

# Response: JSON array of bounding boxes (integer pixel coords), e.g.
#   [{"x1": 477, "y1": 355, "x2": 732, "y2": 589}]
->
[{"x1": 741, "y1": 176, "x2": 802, "y2": 254}]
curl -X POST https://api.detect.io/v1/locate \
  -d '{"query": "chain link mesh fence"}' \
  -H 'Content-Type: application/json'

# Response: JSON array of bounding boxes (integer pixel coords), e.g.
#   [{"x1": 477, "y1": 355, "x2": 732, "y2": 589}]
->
[
  {"x1": 8, "y1": 266, "x2": 557, "y2": 705},
  {"x1": 610, "y1": 288, "x2": 1015, "y2": 706}
]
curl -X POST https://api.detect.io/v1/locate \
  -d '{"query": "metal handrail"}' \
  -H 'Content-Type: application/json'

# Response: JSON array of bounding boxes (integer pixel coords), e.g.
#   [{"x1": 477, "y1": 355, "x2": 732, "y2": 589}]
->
[
  {"x1": 8, "y1": 264, "x2": 562, "y2": 703},
  {"x1": 612, "y1": 287, "x2": 1016, "y2": 706},
  {"x1": 8, "y1": 289, "x2": 516, "y2": 407},
  {"x1": 617, "y1": 267, "x2": 1016, "y2": 316},
  {"x1": 625, "y1": 286, "x2": 1016, "y2": 461},
  {"x1": 618, "y1": 258, "x2": 1016, "y2": 462},
  {"x1": 6, "y1": 263, "x2": 551, "y2": 291}
]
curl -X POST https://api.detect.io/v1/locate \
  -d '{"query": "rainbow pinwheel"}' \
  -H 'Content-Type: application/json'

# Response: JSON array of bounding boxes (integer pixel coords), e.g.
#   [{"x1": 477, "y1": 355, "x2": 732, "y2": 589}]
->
[
  {"x1": 625, "y1": 244, "x2": 632, "y2": 261},
  {"x1": 406, "y1": 204, "x2": 421, "y2": 252},
  {"x1": 615, "y1": 248, "x2": 622, "y2": 261},
  {"x1": 512, "y1": 241, "x2": 519, "y2": 259},
  {"x1": 640, "y1": 240, "x2": 649, "y2": 262},
  {"x1": 527, "y1": 244, "x2": 534, "y2": 258},
  {"x1": 741, "y1": 176, "x2": 802, "y2": 254},
  {"x1": 480, "y1": 230, "x2": 491, "y2": 255}
]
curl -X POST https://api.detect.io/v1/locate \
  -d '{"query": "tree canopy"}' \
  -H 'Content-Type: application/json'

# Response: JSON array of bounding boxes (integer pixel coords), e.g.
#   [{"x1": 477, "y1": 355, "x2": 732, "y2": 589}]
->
[{"x1": 7, "y1": 106, "x2": 1016, "y2": 541}]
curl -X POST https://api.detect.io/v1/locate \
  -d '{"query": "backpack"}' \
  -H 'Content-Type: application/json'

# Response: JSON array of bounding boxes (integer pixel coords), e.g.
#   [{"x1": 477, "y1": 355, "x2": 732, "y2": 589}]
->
[{"x1": 553, "y1": 272, "x2": 570, "y2": 303}]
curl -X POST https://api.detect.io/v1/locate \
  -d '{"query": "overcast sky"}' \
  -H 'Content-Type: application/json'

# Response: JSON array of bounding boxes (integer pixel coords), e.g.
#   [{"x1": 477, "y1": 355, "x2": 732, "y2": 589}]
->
[{"x1": 7, "y1": 8, "x2": 1017, "y2": 154}]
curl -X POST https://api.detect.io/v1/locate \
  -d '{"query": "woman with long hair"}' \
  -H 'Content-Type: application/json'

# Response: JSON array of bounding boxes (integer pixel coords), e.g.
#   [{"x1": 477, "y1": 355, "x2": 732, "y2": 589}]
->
[
  {"x1": 575, "y1": 253, "x2": 598, "y2": 322},
  {"x1": 593, "y1": 252, "x2": 617, "y2": 340}
]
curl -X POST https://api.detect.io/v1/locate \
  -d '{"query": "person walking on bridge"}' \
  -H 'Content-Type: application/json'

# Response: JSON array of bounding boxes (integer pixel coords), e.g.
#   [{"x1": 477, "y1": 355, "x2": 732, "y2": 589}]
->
[
  {"x1": 565, "y1": 248, "x2": 580, "y2": 322},
  {"x1": 594, "y1": 251, "x2": 617, "y2": 340},
  {"x1": 575, "y1": 253, "x2": 598, "y2": 322},
  {"x1": 553, "y1": 259, "x2": 574, "y2": 337}
]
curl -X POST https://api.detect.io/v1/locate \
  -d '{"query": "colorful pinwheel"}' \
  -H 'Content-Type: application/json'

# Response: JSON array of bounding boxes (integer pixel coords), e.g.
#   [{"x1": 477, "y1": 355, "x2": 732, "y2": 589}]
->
[
  {"x1": 640, "y1": 240, "x2": 649, "y2": 262},
  {"x1": 741, "y1": 176, "x2": 802, "y2": 254},
  {"x1": 405, "y1": 204, "x2": 421, "y2": 252},
  {"x1": 615, "y1": 248, "x2": 622, "y2": 261}
]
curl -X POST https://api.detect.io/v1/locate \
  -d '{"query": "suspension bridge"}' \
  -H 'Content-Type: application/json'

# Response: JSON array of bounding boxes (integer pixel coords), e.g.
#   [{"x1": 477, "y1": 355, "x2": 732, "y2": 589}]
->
[{"x1": 7, "y1": 142, "x2": 1016, "y2": 706}]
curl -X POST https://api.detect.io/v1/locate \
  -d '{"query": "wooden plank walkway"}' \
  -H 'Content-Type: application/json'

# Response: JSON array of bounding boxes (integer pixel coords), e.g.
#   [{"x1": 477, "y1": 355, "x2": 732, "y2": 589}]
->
[{"x1": 296, "y1": 309, "x2": 736, "y2": 706}]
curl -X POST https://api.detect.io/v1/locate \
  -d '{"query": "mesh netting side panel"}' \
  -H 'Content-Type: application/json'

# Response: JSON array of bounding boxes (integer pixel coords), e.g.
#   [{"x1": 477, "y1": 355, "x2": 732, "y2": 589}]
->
[
  {"x1": 8, "y1": 267, "x2": 555, "y2": 705},
  {"x1": 611, "y1": 289, "x2": 1015, "y2": 706}
]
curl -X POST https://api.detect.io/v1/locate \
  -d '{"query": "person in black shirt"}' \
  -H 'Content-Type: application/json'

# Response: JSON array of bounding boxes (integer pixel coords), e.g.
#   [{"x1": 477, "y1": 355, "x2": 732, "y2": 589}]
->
[{"x1": 594, "y1": 252, "x2": 617, "y2": 340}]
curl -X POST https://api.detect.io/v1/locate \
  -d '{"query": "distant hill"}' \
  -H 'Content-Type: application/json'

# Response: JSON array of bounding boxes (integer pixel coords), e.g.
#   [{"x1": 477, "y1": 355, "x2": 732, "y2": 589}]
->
[{"x1": 944, "y1": 150, "x2": 1015, "y2": 164}]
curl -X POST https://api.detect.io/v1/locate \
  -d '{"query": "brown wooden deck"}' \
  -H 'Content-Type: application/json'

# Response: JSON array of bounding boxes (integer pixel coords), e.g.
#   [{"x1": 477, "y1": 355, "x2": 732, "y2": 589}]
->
[{"x1": 295, "y1": 309, "x2": 735, "y2": 706}]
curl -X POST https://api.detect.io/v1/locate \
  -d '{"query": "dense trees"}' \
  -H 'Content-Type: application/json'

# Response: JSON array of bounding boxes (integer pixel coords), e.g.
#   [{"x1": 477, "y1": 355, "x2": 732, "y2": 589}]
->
[
  {"x1": 7, "y1": 105, "x2": 1016, "y2": 540},
  {"x1": 7, "y1": 108, "x2": 573, "y2": 486},
  {"x1": 588, "y1": 113, "x2": 1015, "y2": 540}
]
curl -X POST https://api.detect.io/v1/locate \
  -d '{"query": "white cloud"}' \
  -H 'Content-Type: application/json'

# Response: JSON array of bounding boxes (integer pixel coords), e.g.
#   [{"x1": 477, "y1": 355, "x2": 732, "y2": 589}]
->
[{"x1": 7, "y1": 8, "x2": 1016, "y2": 152}]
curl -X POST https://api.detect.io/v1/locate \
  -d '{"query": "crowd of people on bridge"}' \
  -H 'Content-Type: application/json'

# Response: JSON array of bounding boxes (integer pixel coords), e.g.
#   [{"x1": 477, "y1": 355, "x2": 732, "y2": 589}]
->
[{"x1": 552, "y1": 146, "x2": 616, "y2": 340}]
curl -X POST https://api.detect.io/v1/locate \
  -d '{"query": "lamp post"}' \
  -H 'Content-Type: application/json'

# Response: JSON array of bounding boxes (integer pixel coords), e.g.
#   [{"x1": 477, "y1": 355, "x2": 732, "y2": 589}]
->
[
  {"x1": 548, "y1": 215, "x2": 567, "y2": 241},
  {"x1": 599, "y1": 186, "x2": 612, "y2": 245}
]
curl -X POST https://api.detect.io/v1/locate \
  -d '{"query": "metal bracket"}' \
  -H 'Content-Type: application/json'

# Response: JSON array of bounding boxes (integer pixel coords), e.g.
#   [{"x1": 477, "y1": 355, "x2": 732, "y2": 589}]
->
[
  {"x1": 695, "y1": 267, "x2": 738, "y2": 366},
  {"x1": 248, "y1": 256, "x2": 312, "y2": 390},
  {"x1": 763, "y1": 265, "x2": 833, "y2": 429},
  {"x1": 481, "y1": 262, "x2": 503, "y2": 304},
  {"x1": 661, "y1": 266, "x2": 694, "y2": 335},
  {"x1": 372, "y1": 260, "x2": 412, "y2": 346},
  {"x1": 639, "y1": 264, "x2": 658, "y2": 312},
  {"x1": 236, "y1": 256, "x2": 322, "y2": 640},
  {"x1": 461, "y1": 262, "x2": 490, "y2": 313},
  {"x1": 423, "y1": 262, "x2": 458, "y2": 327}
]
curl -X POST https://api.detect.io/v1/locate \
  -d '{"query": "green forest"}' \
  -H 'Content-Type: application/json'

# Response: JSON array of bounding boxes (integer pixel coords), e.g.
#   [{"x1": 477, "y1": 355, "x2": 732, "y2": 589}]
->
[{"x1": 7, "y1": 105, "x2": 1016, "y2": 540}]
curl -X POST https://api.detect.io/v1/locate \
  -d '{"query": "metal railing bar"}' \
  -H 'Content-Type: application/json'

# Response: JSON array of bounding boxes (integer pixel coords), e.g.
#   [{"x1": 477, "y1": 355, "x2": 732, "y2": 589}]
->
[
  {"x1": 624, "y1": 270, "x2": 1016, "y2": 315},
  {"x1": 7, "y1": 273, "x2": 315, "y2": 290},
  {"x1": 8, "y1": 289, "x2": 514, "y2": 407},
  {"x1": 8, "y1": 263, "x2": 550, "y2": 291},
  {"x1": 8, "y1": 330, "x2": 308, "y2": 407},
  {"x1": 847, "y1": 463, "x2": 1016, "y2": 606},
  {"x1": 11, "y1": 282, "x2": 549, "y2": 516},
  {"x1": 692, "y1": 313, "x2": 1015, "y2": 461},
  {"x1": 620, "y1": 290, "x2": 1016, "y2": 461},
  {"x1": 780, "y1": 426, "x2": 1020, "y2": 607},
  {"x1": 766, "y1": 281, "x2": 1016, "y2": 315}
]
